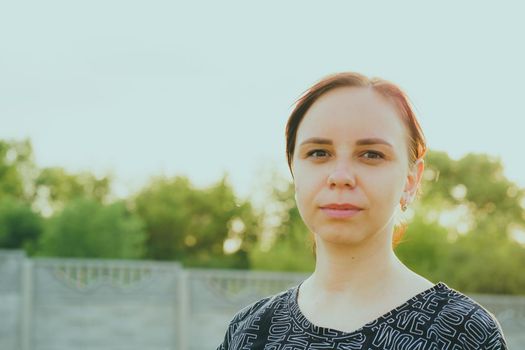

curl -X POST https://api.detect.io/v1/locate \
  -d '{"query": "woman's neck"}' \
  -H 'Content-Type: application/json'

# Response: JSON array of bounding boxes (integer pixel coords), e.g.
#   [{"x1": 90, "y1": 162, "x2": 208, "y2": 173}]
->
[{"x1": 307, "y1": 231, "x2": 410, "y2": 298}]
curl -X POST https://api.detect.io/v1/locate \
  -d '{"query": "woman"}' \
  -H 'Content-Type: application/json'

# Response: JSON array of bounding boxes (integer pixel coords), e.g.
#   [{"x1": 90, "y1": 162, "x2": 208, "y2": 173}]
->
[{"x1": 217, "y1": 72, "x2": 507, "y2": 349}]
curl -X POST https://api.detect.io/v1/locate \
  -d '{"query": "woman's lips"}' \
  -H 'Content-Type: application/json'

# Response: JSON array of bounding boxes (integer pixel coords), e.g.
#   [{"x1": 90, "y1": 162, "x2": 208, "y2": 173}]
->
[{"x1": 320, "y1": 207, "x2": 362, "y2": 219}]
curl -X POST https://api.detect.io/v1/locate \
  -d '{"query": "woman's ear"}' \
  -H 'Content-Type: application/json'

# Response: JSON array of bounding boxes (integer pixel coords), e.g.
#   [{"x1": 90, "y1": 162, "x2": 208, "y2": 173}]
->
[{"x1": 404, "y1": 159, "x2": 425, "y2": 201}]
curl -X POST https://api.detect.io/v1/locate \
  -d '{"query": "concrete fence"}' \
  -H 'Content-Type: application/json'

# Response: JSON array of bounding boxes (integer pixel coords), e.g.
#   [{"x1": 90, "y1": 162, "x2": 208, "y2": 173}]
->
[{"x1": 1, "y1": 250, "x2": 524, "y2": 349}]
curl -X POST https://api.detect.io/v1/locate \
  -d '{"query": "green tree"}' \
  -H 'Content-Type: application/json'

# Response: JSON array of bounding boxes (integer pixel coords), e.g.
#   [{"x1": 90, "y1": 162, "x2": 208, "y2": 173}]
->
[
  {"x1": 133, "y1": 175, "x2": 262, "y2": 268},
  {"x1": 0, "y1": 196, "x2": 43, "y2": 253},
  {"x1": 37, "y1": 197, "x2": 145, "y2": 259},
  {"x1": 0, "y1": 138, "x2": 112, "y2": 216},
  {"x1": 250, "y1": 177, "x2": 315, "y2": 272},
  {"x1": 0, "y1": 139, "x2": 36, "y2": 202},
  {"x1": 34, "y1": 167, "x2": 111, "y2": 215},
  {"x1": 395, "y1": 150, "x2": 525, "y2": 294}
]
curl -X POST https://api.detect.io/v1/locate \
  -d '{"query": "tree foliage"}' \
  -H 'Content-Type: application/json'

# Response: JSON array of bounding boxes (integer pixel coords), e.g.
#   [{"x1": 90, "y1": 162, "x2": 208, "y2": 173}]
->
[
  {"x1": 395, "y1": 151, "x2": 525, "y2": 294},
  {"x1": 37, "y1": 198, "x2": 145, "y2": 259},
  {"x1": 0, "y1": 139, "x2": 35, "y2": 201},
  {"x1": 34, "y1": 167, "x2": 111, "y2": 215},
  {"x1": 133, "y1": 175, "x2": 262, "y2": 268},
  {"x1": 250, "y1": 176, "x2": 315, "y2": 272},
  {"x1": 0, "y1": 196, "x2": 43, "y2": 253},
  {"x1": 0, "y1": 138, "x2": 524, "y2": 294},
  {"x1": 0, "y1": 140, "x2": 42, "y2": 252}
]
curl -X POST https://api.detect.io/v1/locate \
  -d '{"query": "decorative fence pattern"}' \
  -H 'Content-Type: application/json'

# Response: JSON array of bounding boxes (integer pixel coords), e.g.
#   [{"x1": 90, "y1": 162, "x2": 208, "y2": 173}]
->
[
  {"x1": 1, "y1": 250, "x2": 524, "y2": 349},
  {"x1": 31, "y1": 258, "x2": 183, "y2": 350},
  {"x1": 186, "y1": 268, "x2": 306, "y2": 350}
]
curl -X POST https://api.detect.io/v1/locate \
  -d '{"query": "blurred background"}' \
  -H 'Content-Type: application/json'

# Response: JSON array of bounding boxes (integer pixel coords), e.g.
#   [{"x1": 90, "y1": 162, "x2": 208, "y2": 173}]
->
[{"x1": 1, "y1": 0, "x2": 524, "y2": 349}]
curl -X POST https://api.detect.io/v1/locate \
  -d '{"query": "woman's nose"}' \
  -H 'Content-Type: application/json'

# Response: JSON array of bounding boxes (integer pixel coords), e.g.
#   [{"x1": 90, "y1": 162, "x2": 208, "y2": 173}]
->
[{"x1": 327, "y1": 166, "x2": 356, "y2": 188}]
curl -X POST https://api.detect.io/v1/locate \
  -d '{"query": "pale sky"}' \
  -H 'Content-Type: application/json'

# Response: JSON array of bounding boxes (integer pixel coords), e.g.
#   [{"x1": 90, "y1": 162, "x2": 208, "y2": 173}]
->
[{"x1": 1, "y1": 1, "x2": 524, "y2": 203}]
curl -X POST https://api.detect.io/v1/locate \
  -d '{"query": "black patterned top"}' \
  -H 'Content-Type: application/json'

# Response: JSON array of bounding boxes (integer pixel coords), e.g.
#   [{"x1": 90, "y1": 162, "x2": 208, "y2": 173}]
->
[{"x1": 216, "y1": 281, "x2": 507, "y2": 349}]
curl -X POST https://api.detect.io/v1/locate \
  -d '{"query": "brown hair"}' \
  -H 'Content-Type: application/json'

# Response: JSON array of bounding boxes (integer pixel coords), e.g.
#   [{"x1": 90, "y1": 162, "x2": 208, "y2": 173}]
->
[{"x1": 285, "y1": 72, "x2": 427, "y2": 248}]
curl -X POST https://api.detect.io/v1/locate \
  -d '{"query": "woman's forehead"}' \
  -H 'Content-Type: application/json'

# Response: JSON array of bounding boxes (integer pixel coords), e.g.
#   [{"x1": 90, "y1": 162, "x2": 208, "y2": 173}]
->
[{"x1": 296, "y1": 88, "x2": 408, "y2": 147}]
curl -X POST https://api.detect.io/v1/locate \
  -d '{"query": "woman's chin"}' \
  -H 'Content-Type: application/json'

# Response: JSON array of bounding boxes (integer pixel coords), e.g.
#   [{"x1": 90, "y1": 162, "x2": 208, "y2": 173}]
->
[{"x1": 313, "y1": 229, "x2": 370, "y2": 246}]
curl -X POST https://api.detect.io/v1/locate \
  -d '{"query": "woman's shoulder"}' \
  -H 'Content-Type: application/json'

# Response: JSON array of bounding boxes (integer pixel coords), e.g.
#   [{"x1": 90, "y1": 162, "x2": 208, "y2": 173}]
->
[
  {"x1": 432, "y1": 282, "x2": 502, "y2": 324},
  {"x1": 429, "y1": 282, "x2": 507, "y2": 349}
]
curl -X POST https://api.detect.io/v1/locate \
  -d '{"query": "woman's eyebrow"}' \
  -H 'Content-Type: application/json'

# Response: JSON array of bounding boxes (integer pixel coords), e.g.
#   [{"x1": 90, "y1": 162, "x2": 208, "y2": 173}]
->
[
  {"x1": 356, "y1": 138, "x2": 393, "y2": 148},
  {"x1": 299, "y1": 137, "x2": 393, "y2": 148},
  {"x1": 299, "y1": 137, "x2": 332, "y2": 146}
]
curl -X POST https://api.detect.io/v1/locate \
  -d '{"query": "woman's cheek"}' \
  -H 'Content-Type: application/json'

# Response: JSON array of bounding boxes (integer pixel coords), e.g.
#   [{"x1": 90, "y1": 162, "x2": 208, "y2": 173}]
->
[{"x1": 295, "y1": 181, "x2": 313, "y2": 212}]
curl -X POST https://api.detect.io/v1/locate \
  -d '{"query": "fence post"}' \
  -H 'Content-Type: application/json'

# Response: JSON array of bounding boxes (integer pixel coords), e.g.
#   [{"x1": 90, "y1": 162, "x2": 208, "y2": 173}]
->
[
  {"x1": 176, "y1": 267, "x2": 189, "y2": 350},
  {"x1": 19, "y1": 258, "x2": 33, "y2": 350}
]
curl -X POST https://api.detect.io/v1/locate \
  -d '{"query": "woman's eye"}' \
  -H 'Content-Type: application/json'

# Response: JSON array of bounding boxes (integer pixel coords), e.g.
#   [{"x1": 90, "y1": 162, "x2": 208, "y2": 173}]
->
[
  {"x1": 362, "y1": 151, "x2": 385, "y2": 160},
  {"x1": 306, "y1": 150, "x2": 329, "y2": 159}
]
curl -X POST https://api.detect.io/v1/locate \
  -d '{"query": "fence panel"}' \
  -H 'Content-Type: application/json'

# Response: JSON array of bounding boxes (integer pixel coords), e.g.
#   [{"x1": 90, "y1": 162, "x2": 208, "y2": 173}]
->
[
  {"x1": 31, "y1": 258, "x2": 182, "y2": 350},
  {"x1": 187, "y1": 268, "x2": 307, "y2": 350},
  {"x1": 1, "y1": 250, "x2": 524, "y2": 349}
]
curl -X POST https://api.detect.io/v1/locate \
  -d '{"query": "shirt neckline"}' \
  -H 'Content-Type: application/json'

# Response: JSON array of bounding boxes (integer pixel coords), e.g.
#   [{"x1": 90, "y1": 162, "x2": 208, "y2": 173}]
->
[{"x1": 288, "y1": 280, "x2": 449, "y2": 338}]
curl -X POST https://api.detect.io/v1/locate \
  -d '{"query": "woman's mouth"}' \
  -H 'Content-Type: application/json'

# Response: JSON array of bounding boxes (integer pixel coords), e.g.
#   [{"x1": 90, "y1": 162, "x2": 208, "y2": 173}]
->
[{"x1": 320, "y1": 205, "x2": 363, "y2": 219}]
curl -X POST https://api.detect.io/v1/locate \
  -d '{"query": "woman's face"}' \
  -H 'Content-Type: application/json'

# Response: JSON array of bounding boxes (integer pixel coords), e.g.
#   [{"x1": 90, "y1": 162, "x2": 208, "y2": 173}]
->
[{"x1": 291, "y1": 87, "x2": 422, "y2": 246}]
